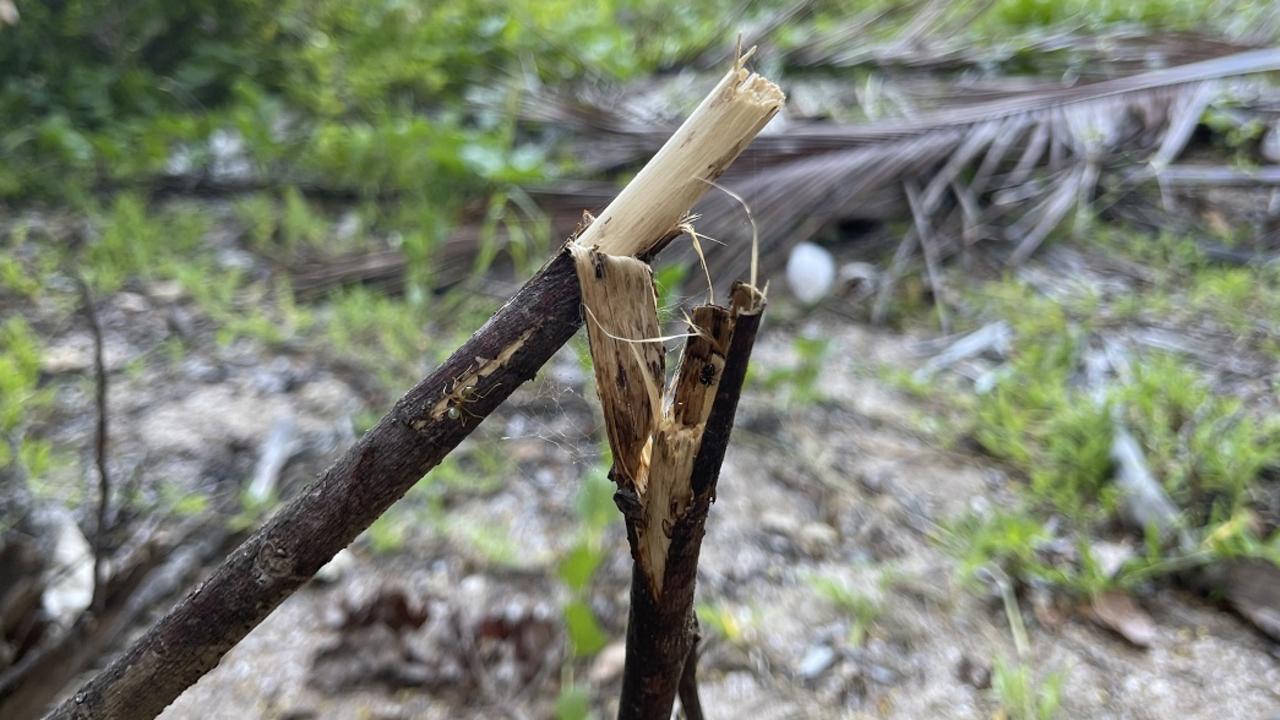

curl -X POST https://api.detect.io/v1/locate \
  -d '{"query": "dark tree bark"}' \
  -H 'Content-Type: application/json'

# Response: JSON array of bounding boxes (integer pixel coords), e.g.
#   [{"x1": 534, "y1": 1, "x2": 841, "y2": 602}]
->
[
  {"x1": 677, "y1": 634, "x2": 705, "y2": 720},
  {"x1": 74, "y1": 277, "x2": 111, "y2": 614}
]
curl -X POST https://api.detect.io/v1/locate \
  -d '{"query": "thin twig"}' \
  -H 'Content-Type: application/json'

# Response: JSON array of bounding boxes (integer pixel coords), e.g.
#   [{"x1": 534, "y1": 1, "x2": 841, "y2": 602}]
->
[
  {"x1": 871, "y1": 230, "x2": 918, "y2": 326},
  {"x1": 677, "y1": 632, "x2": 705, "y2": 720},
  {"x1": 904, "y1": 180, "x2": 951, "y2": 334},
  {"x1": 76, "y1": 276, "x2": 111, "y2": 615}
]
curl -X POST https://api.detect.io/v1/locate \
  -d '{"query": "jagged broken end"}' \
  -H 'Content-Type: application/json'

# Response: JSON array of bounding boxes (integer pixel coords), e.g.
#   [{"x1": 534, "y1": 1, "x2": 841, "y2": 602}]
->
[{"x1": 577, "y1": 62, "x2": 784, "y2": 258}]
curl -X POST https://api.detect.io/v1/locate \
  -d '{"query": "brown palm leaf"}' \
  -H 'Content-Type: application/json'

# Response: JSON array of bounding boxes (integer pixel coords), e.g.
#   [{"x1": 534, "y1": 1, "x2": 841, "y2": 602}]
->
[
  {"x1": 665, "y1": 48, "x2": 1280, "y2": 291},
  {"x1": 294, "y1": 49, "x2": 1280, "y2": 299}
]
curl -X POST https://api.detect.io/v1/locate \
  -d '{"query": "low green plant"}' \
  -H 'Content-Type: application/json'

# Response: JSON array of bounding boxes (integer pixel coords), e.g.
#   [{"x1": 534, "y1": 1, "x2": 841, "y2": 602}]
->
[
  {"x1": 234, "y1": 194, "x2": 281, "y2": 254},
  {"x1": 448, "y1": 519, "x2": 523, "y2": 567},
  {"x1": 1118, "y1": 355, "x2": 1280, "y2": 526},
  {"x1": 0, "y1": 318, "x2": 45, "y2": 435},
  {"x1": 554, "y1": 683, "x2": 597, "y2": 720},
  {"x1": 951, "y1": 244, "x2": 1280, "y2": 596},
  {"x1": 366, "y1": 512, "x2": 412, "y2": 555},
  {"x1": 757, "y1": 334, "x2": 831, "y2": 405},
  {"x1": 991, "y1": 656, "x2": 1064, "y2": 720},
  {"x1": 695, "y1": 601, "x2": 752, "y2": 647},
  {"x1": 558, "y1": 462, "x2": 616, "y2": 657},
  {"x1": 86, "y1": 195, "x2": 210, "y2": 293},
  {"x1": 810, "y1": 575, "x2": 883, "y2": 646},
  {"x1": 323, "y1": 285, "x2": 427, "y2": 389},
  {"x1": 0, "y1": 253, "x2": 42, "y2": 299},
  {"x1": 944, "y1": 509, "x2": 1053, "y2": 585},
  {"x1": 280, "y1": 186, "x2": 330, "y2": 251},
  {"x1": 969, "y1": 283, "x2": 1115, "y2": 522}
]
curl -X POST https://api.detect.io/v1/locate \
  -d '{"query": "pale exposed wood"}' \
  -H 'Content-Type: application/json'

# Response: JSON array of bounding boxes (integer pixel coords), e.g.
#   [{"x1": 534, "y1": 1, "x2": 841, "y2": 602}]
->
[
  {"x1": 572, "y1": 257, "x2": 737, "y2": 598},
  {"x1": 577, "y1": 62, "x2": 784, "y2": 257},
  {"x1": 571, "y1": 220, "x2": 766, "y2": 720},
  {"x1": 637, "y1": 306, "x2": 733, "y2": 597},
  {"x1": 570, "y1": 246, "x2": 665, "y2": 492}
]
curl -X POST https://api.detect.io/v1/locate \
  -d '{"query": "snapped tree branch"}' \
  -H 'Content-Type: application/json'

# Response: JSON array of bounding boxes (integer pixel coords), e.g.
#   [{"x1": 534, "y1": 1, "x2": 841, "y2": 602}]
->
[
  {"x1": 45, "y1": 60, "x2": 782, "y2": 720},
  {"x1": 571, "y1": 241, "x2": 767, "y2": 720}
]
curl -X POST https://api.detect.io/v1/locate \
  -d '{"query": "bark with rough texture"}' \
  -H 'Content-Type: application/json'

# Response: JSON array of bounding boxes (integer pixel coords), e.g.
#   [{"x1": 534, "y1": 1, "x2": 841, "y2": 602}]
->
[
  {"x1": 677, "y1": 634, "x2": 705, "y2": 720},
  {"x1": 45, "y1": 250, "x2": 591, "y2": 720}
]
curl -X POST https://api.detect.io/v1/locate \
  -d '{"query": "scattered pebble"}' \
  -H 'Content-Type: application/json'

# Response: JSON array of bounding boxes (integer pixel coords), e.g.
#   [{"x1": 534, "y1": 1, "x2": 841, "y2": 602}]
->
[
  {"x1": 798, "y1": 522, "x2": 839, "y2": 557},
  {"x1": 865, "y1": 663, "x2": 897, "y2": 685},
  {"x1": 313, "y1": 548, "x2": 357, "y2": 585},
  {"x1": 955, "y1": 654, "x2": 992, "y2": 689},
  {"x1": 1262, "y1": 122, "x2": 1280, "y2": 164},
  {"x1": 761, "y1": 510, "x2": 801, "y2": 537},
  {"x1": 115, "y1": 292, "x2": 150, "y2": 313},
  {"x1": 588, "y1": 641, "x2": 628, "y2": 684},
  {"x1": 859, "y1": 469, "x2": 892, "y2": 495},
  {"x1": 148, "y1": 280, "x2": 185, "y2": 303},
  {"x1": 41, "y1": 343, "x2": 91, "y2": 374},
  {"x1": 183, "y1": 356, "x2": 226, "y2": 383},
  {"x1": 797, "y1": 644, "x2": 838, "y2": 681}
]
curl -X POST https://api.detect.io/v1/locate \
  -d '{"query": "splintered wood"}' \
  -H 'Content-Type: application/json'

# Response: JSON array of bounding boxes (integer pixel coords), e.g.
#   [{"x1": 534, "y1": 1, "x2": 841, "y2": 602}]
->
[
  {"x1": 573, "y1": 60, "x2": 783, "y2": 257},
  {"x1": 556, "y1": 54, "x2": 780, "y2": 603},
  {"x1": 571, "y1": 244, "x2": 760, "y2": 599},
  {"x1": 570, "y1": 245, "x2": 666, "y2": 491}
]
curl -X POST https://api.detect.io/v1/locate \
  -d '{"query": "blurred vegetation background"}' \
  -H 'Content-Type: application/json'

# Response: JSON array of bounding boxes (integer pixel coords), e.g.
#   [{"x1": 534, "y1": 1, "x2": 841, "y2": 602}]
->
[{"x1": 3, "y1": 2, "x2": 1280, "y2": 718}]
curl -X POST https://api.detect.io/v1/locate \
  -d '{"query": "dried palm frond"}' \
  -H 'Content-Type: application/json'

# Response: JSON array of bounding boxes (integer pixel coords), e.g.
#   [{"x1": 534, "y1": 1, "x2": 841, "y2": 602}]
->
[
  {"x1": 659, "y1": 48, "x2": 1280, "y2": 292},
  {"x1": 789, "y1": 25, "x2": 1266, "y2": 76},
  {"x1": 293, "y1": 49, "x2": 1280, "y2": 301}
]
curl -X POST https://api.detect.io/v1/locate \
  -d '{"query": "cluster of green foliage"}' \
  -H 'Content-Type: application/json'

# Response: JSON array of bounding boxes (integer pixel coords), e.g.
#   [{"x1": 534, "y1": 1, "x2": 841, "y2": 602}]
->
[
  {"x1": 0, "y1": 317, "x2": 53, "y2": 474},
  {"x1": 558, "y1": 462, "x2": 617, "y2": 658},
  {"x1": 754, "y1": 334, "x2": 832, "y2": 405},
  {"x1": 0, "y1": 0, "x2": 788, "y2": 202},
  {"x1": 8, "y1": 0, "x2": 1271, "y2": 202},
  {"x1": 945, "y1": 230, "x2": 1280, "y2": 596},
  {"x1": 551, "y1": 459, "x2": 622, "y2": 720},
  {"x1": 991, "y1": 656, "x2": 1064, "y2": 720}
]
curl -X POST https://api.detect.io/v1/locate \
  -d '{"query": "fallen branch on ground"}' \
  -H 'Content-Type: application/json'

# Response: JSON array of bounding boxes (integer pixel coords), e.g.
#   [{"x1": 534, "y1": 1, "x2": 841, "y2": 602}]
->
[{"x1": 44, "y1": 59, "x2": 781, "y2": 720}]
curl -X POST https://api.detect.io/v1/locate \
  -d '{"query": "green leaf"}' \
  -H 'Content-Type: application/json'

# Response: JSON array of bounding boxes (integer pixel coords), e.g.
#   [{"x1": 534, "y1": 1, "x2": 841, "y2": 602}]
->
[
  {"x1": 554, "y1": 685, "x2": 595, "y2": 720},
  {"x1": 576, "y1": 465, "x2": 616, "y2": 531},
  {"x1": 563, "y1": 600, "x2": 608, "y2": 657},
  {"x1": 173, "y1": 492, "x2": 210, "y2": 517},
  {"x1": 558, "y1": 540, "x2": 603, "y2": 592}
]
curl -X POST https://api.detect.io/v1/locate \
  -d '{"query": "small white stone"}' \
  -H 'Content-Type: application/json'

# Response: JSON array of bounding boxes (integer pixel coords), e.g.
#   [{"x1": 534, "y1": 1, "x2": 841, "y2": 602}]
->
[
  {"x1": 42, "y1": 508, "x2": 94, "y2": 624},
  {"x1": 798, "y1": 522, "x2": 839, "y2": 557},
  {"x1": 786, "y1": 242, "x2": 836, "y2": 306},
  {"x1": 588, "y1": 640, "x2": 628, "y2": 684},
  {"x1": 1262, "y1": 123, "x2": 1280, "y2": 164},
  {"x1": 314, "y1": 548, "x2": 356, "y2": 584}
]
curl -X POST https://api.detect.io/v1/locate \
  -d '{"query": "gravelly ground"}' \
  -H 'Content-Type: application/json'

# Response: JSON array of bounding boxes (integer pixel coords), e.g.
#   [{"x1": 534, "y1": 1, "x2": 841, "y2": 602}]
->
[{"x1": 126, "y1": 310, "x2": 1279, "y2": 720}]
